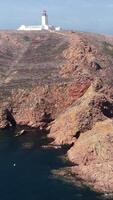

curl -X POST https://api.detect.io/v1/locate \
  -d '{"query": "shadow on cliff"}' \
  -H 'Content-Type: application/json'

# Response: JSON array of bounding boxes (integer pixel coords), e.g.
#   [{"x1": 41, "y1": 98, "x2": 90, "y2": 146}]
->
[{"x1": 6, "y1": 108, "x2": 16, "y2": 127}]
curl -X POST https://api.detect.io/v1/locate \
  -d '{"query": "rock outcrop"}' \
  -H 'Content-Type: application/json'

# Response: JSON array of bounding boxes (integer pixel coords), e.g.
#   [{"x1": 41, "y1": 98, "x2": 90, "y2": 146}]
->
[
  {"x1": 68, "y1": 119, "x2": 113, "y2": 193},
  {"x1": 0, "y1": 107, "x2": 9, "y2": 129},
  {"x1": 48, "y1": 84, "x2": 113, "y2": 145},
  {"x1": 0, "y1": 104, "x2": 16, "y2": 129}
]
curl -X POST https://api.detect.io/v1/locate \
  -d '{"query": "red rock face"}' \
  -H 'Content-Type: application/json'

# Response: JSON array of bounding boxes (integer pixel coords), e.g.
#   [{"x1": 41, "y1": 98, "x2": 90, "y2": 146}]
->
[{"x1": 10, "y1": 81, "x2": 90, "y2": 127}]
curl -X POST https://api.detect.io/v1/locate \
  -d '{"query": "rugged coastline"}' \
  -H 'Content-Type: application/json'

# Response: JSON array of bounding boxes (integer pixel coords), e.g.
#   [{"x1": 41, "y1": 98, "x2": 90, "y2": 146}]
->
[{"x1": 1, "y1": 30, "x2": 113, "y2": 194}]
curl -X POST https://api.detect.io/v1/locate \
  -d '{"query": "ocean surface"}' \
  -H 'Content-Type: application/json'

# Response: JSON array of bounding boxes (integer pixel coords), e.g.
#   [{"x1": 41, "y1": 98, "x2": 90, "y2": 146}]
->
[{"x1": 0, "y1": 126, "x2": 105, "y2": 200}]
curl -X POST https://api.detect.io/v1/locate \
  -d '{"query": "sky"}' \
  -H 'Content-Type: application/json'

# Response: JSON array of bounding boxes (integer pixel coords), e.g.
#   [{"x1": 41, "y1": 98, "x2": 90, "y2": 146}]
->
[{"x1": 0, "y1": 0, "x2": 113, "y2": 34}]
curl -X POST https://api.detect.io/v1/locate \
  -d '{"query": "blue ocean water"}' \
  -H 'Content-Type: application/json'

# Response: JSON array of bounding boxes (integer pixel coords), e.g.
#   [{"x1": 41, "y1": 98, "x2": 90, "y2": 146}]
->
[{"x1": 0, "y1": 127, "x2": 104, "y2": 200}]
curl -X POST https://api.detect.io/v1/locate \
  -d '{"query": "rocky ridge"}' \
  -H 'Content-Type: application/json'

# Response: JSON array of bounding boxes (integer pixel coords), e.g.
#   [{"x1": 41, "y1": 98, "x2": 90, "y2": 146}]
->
[{"x1": 1, "y1": 30, "x2": 113, "y2": 193}]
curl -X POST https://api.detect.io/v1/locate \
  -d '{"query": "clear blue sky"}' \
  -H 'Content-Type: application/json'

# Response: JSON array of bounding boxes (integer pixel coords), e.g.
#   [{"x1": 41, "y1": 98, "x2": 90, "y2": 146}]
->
[{"x1": 1, "y1": 0, "x2": 113, "y2": 34}]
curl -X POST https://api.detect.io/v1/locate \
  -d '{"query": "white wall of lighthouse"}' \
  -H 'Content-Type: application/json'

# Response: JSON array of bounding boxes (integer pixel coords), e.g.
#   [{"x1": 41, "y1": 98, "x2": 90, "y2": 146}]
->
[{"x1": 41, "y1": 11, "x2": 48, "y2": 27}]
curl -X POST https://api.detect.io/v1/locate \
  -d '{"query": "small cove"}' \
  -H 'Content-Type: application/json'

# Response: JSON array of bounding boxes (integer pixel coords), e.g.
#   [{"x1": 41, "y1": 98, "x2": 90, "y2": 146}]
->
[{"x1": 0, "y1": 126, "x2": 107, "y2": 200}]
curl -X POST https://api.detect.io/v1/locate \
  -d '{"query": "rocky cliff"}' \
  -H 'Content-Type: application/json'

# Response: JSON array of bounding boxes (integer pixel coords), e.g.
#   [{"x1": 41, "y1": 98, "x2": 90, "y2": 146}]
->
[{"x1": 1, "y1": 30, "x2": 113, "y2": 193}]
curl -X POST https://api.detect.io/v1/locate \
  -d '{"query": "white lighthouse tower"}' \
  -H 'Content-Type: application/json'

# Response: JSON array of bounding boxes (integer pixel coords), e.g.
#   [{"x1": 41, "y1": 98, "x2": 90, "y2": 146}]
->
[{"x1": 41, "y1": 10, "x2": 48, "y2": 29}]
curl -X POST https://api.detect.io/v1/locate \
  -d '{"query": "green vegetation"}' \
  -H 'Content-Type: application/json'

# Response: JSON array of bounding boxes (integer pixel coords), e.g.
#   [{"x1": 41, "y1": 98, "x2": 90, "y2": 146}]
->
[
  {"x1": 23, "y1": 35, "x2": 31, "y2": 42},
  {"x1": 103, "y1": 41, "x2": 113, "y2": 56}
]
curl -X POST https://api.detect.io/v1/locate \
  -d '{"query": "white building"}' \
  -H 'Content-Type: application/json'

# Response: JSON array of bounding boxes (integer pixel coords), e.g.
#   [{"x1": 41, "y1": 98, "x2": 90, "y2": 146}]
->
[{"x1": 18, "y1": 10, "x2": 61, "y2": 31}]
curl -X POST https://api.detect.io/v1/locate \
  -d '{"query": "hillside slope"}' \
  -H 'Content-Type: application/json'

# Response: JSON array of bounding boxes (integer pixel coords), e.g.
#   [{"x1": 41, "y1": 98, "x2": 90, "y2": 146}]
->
[{"x1": 1, "y1": 30, "x2": 113, "y2": 193}]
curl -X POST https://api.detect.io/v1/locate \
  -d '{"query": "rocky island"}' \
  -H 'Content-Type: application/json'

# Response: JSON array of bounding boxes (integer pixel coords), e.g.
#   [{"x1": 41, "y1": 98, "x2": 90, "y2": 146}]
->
[{"x1": 0, "y1": 30, "x2": 113, "y2": 194}]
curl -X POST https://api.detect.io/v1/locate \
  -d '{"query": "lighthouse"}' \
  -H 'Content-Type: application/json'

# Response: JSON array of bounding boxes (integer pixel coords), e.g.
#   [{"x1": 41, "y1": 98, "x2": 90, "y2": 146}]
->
[
  {"x1": 41, "y1": 10, "x2": 48, "y2": 28},
  {"x1": 18, "y1": 10, "x2": 61, "y2": 31}
]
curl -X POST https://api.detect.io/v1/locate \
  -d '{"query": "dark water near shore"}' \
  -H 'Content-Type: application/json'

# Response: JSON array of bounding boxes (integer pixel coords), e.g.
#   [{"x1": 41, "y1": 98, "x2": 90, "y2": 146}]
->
[{"x1": 0, "y1": 126, "x2": 105, "y2": 200}]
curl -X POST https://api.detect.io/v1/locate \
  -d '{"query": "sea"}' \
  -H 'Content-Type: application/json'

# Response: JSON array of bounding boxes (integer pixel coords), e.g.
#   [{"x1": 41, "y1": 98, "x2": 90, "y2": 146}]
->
[{"x1": 0, "y1": 126, "x2": 109, "y2": 200}]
